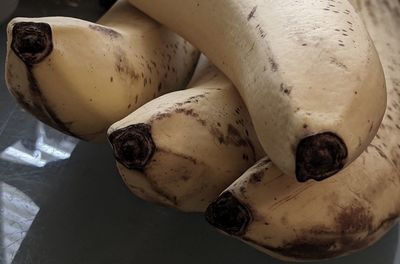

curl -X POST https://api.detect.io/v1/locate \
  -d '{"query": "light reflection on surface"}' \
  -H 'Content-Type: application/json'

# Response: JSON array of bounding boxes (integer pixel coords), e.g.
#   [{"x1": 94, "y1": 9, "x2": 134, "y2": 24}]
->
[
  {"x1": 0, "y1": 122, "x2": 79, "y2": 167},
  {"x1": 1, "y1": 182, "x2": 39, "y2": 264}
]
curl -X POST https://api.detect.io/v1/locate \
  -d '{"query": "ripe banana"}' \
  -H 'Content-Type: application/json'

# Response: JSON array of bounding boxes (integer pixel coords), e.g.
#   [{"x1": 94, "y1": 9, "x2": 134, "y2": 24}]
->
[
  {"x1": 107, "y1": 57, "x2": 265, "y2": 212},
  {"x1": 128, "y1": 0, "x2": 387, "y2": 181},
  {"x1": 206, "y1": 0, "x2": 400, "y2": 261},
  {"x1": 5, "y1": 0, "x2": 199, "y2": 141}
]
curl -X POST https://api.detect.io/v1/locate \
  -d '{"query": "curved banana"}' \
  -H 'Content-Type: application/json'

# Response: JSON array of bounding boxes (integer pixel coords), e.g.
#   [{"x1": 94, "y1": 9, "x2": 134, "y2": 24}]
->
[
  {"x1": 128, "y1": 0, "x2": 386, "y2": 181},
  {"x1": 206, "y1": 0, "x2": 400, "y2": 261},
  {"x1": 108, "y1": 57, "x2": 265, "y2": 212},
  {"x1": 5, "y1": 0, "x2": 199, "y2": 141}
]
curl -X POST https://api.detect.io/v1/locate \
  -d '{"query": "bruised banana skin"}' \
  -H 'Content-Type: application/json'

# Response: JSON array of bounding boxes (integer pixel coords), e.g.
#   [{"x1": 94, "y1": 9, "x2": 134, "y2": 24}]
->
[
  {"x1": 206, "y1": 0, "x2": 400, "y2": 261},
  {"x1": 5, "y1": 0, "x2": 199, "y2": 141},
  {"x1": 108, "y1": 60, "x2": 265, "y2": 212},
  {"x1": 128, "y1": 0, "x2": 386, "y2": 181}
]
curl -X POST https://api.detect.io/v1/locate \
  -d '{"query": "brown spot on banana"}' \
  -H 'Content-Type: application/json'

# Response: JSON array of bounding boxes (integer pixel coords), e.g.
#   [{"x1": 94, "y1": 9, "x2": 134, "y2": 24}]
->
[
  {"x1": 209, "y1": 124, "x2": 249, "y2": 148},
  {"x1": 109, "y1": 123, "x2": 156, "y2": 170},
  {"x1": 249, "y1": 171, "x2": 264, "y2": 184},
  {"x1": 227, "y1": 124, "x2": 248, "y2": 146},
  {"x1": 88, "y1": 24, "x2": 121, "y2": 38},
  {"x1": 279, "y1": 83, "x2": 292, "y2": 96},
  {"x1": 242, "y1": 235, "x2": 357, "y2": 260},
  {"x1": 296, "y1": 132, "x2": 348, "y2": 182},
  {"x1": 268, "y1": 57, "x2": 278, "y2": 72},
  {"x1": 152, "y1": 107, "x2": 207, "y2": 126},
  {"x1": 152, "y1": 112, "x2": 172, "y2": 121},
  {"x1": 114, "y1": 49, "x2": 140, "y2": 80},
  {"x1": 335, "y1": 204, "x2": 374, "y2": 234},
  {"x1": 247, "y1": 6, "x2": 257, "y2": 21},
  {"x1": 240, "y1": 211, "x2": 398, "y2": 261},
  {"x1": 252, "y1": 157, "x2": 272, "y2": 169}
]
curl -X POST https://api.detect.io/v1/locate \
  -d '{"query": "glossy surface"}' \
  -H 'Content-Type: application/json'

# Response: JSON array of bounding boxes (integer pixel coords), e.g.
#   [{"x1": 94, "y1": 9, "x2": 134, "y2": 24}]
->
[{"x1": 0, "y1": 1, "x2": 398, "y2": 263}]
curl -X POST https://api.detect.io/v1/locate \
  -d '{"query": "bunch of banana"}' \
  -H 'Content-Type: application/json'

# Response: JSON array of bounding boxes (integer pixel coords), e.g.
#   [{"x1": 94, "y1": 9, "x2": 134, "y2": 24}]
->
[
  {"x1": 205, "y1": 0, "x2": 400, "y2": 261},
  {"x1": 4, "y1": 0, "x2": 399, "y2": 262},
  {"x1": 5, "y1": 0, "x2": 199, "y2": 141}
]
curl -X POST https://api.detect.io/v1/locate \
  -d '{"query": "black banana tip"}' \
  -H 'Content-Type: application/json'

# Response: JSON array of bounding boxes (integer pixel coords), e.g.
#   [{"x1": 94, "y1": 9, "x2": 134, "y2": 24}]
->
[
  {"x1": 108, "y1": 123, "x2": 155, "y2": 170},
  {"x1": 296, "y1": 132, "x2": 348, "y2": 182},
  {"x1": 11, "y1": 22, "x2": 53, "y2": 65},
  {"x1": 205, "y1": 192, "x2": 251, "y2": 236}
]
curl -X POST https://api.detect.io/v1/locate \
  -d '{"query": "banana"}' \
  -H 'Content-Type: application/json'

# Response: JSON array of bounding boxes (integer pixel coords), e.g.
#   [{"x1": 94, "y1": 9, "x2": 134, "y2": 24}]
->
[
  {"x1": 107, "y1": 56, "x2": 265, "y2": 212},
  {"x1": 127, "y1": 0, "x2": 387, "y2": 181},
  {"x1": 5, "y1": 0, "x2": 199, "y2": 142},
  {"x1": 206, "y1": 0, "x2": 400, "y2": 261}
]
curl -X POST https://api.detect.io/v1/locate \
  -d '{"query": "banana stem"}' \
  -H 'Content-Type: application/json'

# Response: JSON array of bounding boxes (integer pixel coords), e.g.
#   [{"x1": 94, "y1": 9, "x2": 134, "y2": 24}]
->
[
  {"x1": 109, "y1": 123, "x2": 156, "y2": 170},
  {"x1": 296, "y1": 132, "x2": 348, "y2": 182},
  {"x1": 11, "y1": 22, "x2": 53, "y2": 65},
  {"x1": 205, "y1": 192, "x2": 252, "y2": 236}
]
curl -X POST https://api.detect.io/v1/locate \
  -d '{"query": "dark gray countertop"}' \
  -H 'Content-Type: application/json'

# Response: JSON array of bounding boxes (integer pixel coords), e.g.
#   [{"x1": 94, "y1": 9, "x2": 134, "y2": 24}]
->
[{"x1": 0, "y1": 0, "x2": 398, "y2": 263}]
